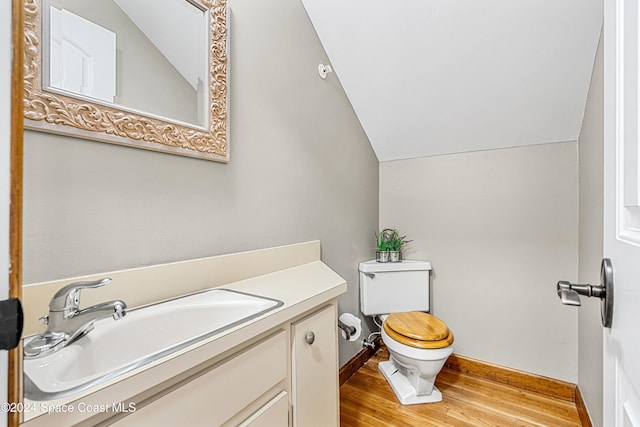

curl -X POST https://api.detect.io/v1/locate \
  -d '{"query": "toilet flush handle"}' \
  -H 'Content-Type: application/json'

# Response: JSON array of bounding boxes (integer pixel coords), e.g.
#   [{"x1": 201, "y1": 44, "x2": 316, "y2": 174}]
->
[{"x1": 364, "y1": 273, "x2": 375, "y2": 279}]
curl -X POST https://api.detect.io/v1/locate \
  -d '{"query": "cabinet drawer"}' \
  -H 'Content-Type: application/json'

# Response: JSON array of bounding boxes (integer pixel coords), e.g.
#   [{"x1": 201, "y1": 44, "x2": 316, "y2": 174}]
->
[
  {"x1": 113, "y1": 330, "x2": 287, "y2": 426},
  {"x1": 238, "y1": 391, "x2": 288, "y2": 427}
]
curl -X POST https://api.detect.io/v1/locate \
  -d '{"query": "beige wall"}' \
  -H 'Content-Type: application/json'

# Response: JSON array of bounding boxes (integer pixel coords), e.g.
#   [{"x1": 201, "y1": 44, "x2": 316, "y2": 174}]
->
[
  {"x1": 380, "y1": 142, "x2": 579, "y2": 382},
  {"x1": 23, "y1": 0, "x2": 378, "y2": 366},
  {"x1": 577, "y1": 31, "x2": 604, "y2": 427}
]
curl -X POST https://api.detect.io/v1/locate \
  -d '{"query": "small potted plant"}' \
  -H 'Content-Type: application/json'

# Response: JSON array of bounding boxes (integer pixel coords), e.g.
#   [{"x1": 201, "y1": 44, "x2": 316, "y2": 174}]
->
[
  {"x1": 376, "y1": 228, "x2": 411, "y2": 262},
  {"x1": 375, "y1": 229, "x2": 393, "y2": 262},
  {"x1": 388, "y1": 229, "x2": 411, "y2": 262}
]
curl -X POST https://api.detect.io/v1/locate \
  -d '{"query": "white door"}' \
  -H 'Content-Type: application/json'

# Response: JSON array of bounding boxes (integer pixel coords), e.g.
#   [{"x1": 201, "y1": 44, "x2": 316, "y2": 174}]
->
[
  {"x1": 604, "y1": 0, "x2": 640, "y2": 425},
  {"x1": 48, "y1": 6, "x2": 116, "y2": 103}
]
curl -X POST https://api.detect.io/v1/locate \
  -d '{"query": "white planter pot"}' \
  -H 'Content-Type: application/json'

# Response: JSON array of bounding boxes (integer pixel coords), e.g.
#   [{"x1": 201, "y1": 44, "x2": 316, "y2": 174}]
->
[
  {"x1": 389, "y1": 251, "x2": 401, "y2": 262},
  {"x1": 376, "y1": 251, "x2": 390, "y2": 262}
]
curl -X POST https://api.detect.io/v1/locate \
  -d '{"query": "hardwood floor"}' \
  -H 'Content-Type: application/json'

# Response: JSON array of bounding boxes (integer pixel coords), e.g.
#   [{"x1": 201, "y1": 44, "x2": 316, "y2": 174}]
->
[{"x1": 340, "y1": 347, "x2": 584, "y2": 427}]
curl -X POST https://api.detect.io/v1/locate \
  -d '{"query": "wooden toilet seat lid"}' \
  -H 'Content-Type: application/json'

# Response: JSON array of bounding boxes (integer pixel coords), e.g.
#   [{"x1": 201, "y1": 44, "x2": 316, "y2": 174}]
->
[{"x1": 383, "y1": 312, "x2": 454, "y2": 349}]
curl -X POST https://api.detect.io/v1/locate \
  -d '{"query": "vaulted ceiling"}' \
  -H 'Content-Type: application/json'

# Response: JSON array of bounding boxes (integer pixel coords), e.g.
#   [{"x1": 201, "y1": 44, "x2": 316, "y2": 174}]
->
[{"x1": 301, "y1": 0, "x2": 603, "y2": 161}]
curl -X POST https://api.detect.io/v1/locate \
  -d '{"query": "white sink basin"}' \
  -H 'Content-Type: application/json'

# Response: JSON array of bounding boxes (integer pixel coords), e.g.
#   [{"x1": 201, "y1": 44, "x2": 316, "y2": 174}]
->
[{"x1": 24, "y1": 289, "x2": 283, "y2": 401}]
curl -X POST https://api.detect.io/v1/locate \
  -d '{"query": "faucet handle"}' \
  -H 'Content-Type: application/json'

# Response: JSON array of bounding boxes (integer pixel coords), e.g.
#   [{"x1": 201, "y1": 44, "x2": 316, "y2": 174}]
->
[{"x1": 49, "y1": 277, "x2": 112, "y2": 312}]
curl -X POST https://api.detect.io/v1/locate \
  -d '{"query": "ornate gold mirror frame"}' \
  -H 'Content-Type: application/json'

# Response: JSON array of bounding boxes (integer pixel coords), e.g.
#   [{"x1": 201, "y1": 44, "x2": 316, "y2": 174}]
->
[{"x1": 23, "y1": 0, "x2": 228, "y2": 162}]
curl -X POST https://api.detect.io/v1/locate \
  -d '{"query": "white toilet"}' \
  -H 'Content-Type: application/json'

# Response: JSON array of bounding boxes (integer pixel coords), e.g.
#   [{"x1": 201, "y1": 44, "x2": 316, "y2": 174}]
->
[{"x1": 359, "y1": 260, "x2": 454, "y2": 405}]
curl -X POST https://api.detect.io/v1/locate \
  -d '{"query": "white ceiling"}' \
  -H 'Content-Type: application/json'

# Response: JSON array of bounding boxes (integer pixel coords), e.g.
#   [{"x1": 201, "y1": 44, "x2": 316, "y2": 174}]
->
[{"x1": 301, "y1": 0, "x2": 603, "y2": 161}]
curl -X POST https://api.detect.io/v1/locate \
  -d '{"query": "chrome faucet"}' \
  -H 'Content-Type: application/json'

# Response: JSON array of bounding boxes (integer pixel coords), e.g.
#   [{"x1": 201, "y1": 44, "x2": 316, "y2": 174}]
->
[{"x1": 24, "y1": 277, "x2": 127, "y2": 359}]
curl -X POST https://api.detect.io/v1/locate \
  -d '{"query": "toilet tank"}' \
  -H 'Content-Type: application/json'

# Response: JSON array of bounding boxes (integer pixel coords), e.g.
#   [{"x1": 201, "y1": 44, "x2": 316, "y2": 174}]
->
[{"x1": 359, "y1": 260, "x2": 432, "y2": 316}]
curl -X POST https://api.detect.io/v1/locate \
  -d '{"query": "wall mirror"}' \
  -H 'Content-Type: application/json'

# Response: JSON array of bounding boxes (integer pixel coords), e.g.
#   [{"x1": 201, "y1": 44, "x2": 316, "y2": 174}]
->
[{"x1": 24, "y1": 0, "x2": 228, "y2": 162}]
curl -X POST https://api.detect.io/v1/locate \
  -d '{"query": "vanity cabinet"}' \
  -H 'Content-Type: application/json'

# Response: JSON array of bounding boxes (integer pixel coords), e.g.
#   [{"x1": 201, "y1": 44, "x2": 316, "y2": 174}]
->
[
  {"x1": 19, "y1": 251, "x2": 347, "y2": 427},
  {"x1": 107, "y1": 302, "x2": 339, "y2": 427},
  {"x1": 291, "y1": 305, "x2": 339, "y2": 427}
]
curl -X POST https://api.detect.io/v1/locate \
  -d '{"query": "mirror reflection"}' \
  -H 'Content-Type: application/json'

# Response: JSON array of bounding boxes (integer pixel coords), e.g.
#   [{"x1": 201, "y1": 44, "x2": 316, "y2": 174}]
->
[{"x1": 45, "y1": 0, "x2": 209, "y2": 128}]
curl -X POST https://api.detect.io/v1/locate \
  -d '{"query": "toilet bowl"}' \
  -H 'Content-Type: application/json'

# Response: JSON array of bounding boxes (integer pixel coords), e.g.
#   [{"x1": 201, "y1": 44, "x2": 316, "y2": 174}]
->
[
  {"x1": 378, "y1": 311, "x2": 454, "y2": 404},
  {"x1": 359, "y1": 259, "x2": 453, "y2": 405}
]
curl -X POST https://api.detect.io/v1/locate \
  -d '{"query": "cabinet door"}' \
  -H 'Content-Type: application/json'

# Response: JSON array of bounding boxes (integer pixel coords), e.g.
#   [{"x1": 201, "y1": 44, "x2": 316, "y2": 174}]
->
[{"x1": 291, "y1": 304, "x2": 338, "y2": 427}]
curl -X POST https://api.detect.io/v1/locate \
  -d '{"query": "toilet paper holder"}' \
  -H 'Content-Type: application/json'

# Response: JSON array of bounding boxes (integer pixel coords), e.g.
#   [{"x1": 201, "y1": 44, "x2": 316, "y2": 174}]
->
[
  {"x1": 337, "y1": 313, "x2": 362, "y2": 341},
  {"x1": 338, "y1": 320, "x2": 356, "y2": 340}
]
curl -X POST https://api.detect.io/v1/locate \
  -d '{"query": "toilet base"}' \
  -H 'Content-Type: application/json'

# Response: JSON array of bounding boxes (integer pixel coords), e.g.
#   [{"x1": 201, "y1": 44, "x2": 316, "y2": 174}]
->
[{"x1": 378, "y1": 361, "x2": 443, "y2": 405}]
